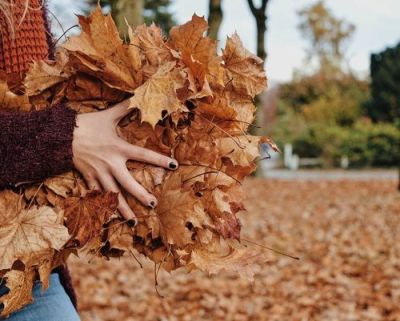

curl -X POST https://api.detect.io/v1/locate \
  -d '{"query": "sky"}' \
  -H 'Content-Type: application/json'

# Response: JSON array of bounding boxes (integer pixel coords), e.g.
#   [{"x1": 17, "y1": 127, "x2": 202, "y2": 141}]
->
[{"x1": 48, "y1": 0, "x2": 400, "y2": 83}]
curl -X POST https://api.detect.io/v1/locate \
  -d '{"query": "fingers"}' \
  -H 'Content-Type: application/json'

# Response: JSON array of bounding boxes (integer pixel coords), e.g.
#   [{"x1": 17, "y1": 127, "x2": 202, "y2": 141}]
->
[
  {"x1": 108, "y1": 97, "x2": 135, "y2": 124},
  {"x1": 97, "y1": 174, "x2": 137, "y2": 222},
  {"x1": 110, "y1": 165, "x2": 157, "y2": 209},
  {"x1": 85, "y1": 177, "x2": 102, "y2": 191},
  {"x1": 119, "y1": 140, "x2": 178, "y2": 170}
]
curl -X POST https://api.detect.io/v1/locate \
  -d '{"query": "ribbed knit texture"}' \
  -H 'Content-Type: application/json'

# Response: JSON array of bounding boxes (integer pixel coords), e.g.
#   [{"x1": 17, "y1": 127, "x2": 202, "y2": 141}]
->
[
  {"x1": 0, "y1": 0, "x2": 78, "y2": 309},
  {"x1": 0, "y1": 104, "x2": 76, "y2": 187},
  {"x1": 0, "y1": 0, "x2": 49, "y2": 77}
]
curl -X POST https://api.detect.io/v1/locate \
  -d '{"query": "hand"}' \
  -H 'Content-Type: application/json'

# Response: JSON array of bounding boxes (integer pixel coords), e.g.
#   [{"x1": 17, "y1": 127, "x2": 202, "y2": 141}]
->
[{"x1": 72, "y1": 99, "x2": 178, "y2": 223}]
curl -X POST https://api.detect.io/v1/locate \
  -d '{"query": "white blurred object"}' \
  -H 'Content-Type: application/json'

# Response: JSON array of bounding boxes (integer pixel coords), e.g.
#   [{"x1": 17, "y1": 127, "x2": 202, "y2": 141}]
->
[
  {"x1": 289, "y1": 154, "x2": 299, "y2": 170},
  {"x1": 340, "y1": 155, "x2": 349, "y2": 169},
  {"x1": 284, "y1": 143, "x2": 293, "y2": 168}
]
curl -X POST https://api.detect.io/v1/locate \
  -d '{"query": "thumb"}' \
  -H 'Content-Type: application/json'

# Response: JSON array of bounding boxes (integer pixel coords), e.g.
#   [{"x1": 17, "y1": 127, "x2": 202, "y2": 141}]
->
[{"x1": 109, "y1": 97, "x2": 137, "y2": 123}]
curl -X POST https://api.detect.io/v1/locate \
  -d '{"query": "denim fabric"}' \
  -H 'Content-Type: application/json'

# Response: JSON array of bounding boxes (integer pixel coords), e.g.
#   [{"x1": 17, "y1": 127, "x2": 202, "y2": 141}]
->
[{"x1": 1, "y1": 273, "x2": 80, "y2": 321}]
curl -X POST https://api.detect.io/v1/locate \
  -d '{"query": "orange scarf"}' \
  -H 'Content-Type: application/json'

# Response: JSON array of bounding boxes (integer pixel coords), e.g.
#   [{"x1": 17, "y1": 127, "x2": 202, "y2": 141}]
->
[{"x1": 0, "y1": 0, "x2": 49, "y2": 79}]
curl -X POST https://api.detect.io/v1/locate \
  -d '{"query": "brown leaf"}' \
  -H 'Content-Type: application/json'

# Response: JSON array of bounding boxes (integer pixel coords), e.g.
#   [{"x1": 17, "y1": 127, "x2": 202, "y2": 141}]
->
[
  {"x1": 62, "y1": 6, "x2": 138, "y2": 91},
  {"x1": 0, "y1": 206, "x2": 69, "y2": 270},
  {"x1": 63, "y1": 191, "x2": 118, "y2": 248},
  {"x1": 223, "y1": 33, "x2": 267, "y2": 97},
  {"x1": 44, "y1": 172, "x2": 77, "y2": 198},
  {"x1": 25, "y1": 50, "x2": 70, "y2": 96},
  {"x1": 128, "y1": 62, "x2": 185, "y2": 127},
  {"x1": 0, "y1": 80, "x2": 31, "y2": 112},
  {"x1": 0, "y1": 269, "x2": 35, "y2": 317},
  {"x1": 215, "y1": 136, "x2": 268, "y2": 167},
  {"x1": 169, "y1": 15, "x2": 224, "y2": 91},
  {"x1": 156, "y1": 173, "x2": 199, "y2": 246},
  {"x1": 201, "y1": 188, "x2": 241, "y2": 239},
  {"x1": 189, "y1": 239, "x2": 261, "y2": 281},
  {"x1": 133, "y1": 23, "x2": 172, "y2": 67},
  {"x1": 0, "y1": 190, "x2": 24, "y2": 223},
  {"x1": 197, "y1": 94, "x2": 237, "y2": 120}
]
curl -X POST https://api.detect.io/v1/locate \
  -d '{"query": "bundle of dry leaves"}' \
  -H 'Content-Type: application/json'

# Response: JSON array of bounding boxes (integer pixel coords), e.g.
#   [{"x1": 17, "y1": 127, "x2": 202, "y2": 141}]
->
[{"x1": 0, "y1": 6, "x2": 274, "y2": 316}]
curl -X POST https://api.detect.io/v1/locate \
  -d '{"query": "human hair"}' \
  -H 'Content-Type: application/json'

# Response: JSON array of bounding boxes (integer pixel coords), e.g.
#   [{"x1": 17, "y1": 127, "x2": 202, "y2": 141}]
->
[{"x1": 0, "y1": 0, "x2": 31, "y2": 37}]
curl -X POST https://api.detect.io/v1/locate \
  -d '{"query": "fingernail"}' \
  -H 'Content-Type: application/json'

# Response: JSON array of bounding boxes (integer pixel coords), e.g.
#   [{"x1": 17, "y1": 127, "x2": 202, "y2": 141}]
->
[
  {"x1": 0, "y1": 286, "x2": 10, "y2": 296},
  {"x1": 148, "y1": 200, "x2": 156, "y2": 209},
  {"x1": 127, "y1": 219, "x2": 137, "y2": 227},
  {"x1": 169, "y1": 161, "x2": 177, "y2": 170}
]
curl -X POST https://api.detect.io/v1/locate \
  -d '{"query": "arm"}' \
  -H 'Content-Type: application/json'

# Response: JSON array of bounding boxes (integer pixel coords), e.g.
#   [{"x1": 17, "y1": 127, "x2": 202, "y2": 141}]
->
[
  {"x1": 0, "y1": 98, "x2": 180, "y2": 223},
  {"x1": 0, "y1": 104, "x2": 77, "y2": 188}
]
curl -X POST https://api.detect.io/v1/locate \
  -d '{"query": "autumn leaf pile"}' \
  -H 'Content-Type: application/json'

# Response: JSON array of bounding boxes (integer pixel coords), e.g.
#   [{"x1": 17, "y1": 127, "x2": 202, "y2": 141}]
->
[{"x1": 0, "y1": 7, "x2": 273, "y2": 316}]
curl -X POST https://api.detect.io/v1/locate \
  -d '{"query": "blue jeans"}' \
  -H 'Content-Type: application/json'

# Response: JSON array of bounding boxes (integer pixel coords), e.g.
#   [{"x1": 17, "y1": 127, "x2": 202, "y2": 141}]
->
[{"x1": 1, "y1": 273, "x2": 80, "y2": 321}]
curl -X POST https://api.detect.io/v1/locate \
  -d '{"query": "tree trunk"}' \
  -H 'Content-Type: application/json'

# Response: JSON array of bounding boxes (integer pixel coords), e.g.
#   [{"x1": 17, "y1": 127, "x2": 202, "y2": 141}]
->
[
  {"x1": 256, "y1": 14, "x2": 267, "y2": 61},
  {"x1": 111, "y1": 0, "x2": 144, "y2": 36},
  {"x1": 246, "y1": 0, "x2": 270, "y2": 177},
  {"x1": 208, "y1": 0, "x2": 223, "y2": 40},
  {"x1": 246, "y1": 1, "x2": 269, "y2": 139}
]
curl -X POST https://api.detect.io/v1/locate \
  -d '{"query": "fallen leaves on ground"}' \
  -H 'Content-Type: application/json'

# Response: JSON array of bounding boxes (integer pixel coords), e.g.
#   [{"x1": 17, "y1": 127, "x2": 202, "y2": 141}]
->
[{"x1": 69, "y1": 179, "x2": 400, "y2": 321}]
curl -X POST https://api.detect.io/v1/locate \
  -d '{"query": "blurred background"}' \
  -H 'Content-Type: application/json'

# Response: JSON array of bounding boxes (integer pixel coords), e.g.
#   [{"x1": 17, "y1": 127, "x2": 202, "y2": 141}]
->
[{"x1": 48, "y1": 0, "x2": 399, "y2": 320}]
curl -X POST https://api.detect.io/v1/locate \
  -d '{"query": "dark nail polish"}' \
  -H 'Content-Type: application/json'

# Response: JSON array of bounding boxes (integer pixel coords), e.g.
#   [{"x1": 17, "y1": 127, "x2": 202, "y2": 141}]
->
[
  {"x1": 0, "y1": 302, "x2": 4, "y2": 312},
  {"x1": 168, "y1": 162, "x2": 177, "y2": 169},
  {"x1": 127, "y1": 219, "x2": 137, "y2": 227},
  {"x1": 148, "y1": 200, "x2": 156, "y2": 209},
  {"x1": 0, "y1": 286, "x2": 10, "y2": 297}
]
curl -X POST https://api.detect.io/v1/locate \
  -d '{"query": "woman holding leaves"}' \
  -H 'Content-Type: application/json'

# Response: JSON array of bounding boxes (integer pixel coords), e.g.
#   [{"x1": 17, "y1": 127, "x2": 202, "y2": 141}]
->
[{"x1": 0, "y1": 0, "x2": 178, "y2": 319}]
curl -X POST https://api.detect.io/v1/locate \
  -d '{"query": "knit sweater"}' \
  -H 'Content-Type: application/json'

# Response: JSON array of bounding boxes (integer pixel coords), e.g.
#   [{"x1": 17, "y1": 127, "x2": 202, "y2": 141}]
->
[{"x1": 0, "y1": 0, "x2": 77, "y2": 308}]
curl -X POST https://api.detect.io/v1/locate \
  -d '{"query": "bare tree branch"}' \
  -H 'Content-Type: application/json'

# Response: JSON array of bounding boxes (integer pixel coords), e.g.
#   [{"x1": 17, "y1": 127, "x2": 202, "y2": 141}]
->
[
  {"x1": 246, "y1": 0, "x2": 257, "y2": 16},
  {"x1": 261, "y1": 0, "x2": 270, "y2": 12},
  {"x1": 247, "y1": 0, "x2": 270, "y2": 16}
]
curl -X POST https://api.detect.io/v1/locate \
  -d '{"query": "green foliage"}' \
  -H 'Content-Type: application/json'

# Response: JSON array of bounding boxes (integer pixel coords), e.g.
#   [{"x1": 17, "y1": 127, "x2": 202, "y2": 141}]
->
[
  {"x1": 272, "y1": 70, "x2": 399, "y2": 167},
  {"x1": 278, "y1": 121, "x2": 400, "y2": 168},
  {"x1": 366, "y1": 42, "x2": 400, "y2": 122},
  {"x1": 345, "y1": 121, "x2": 400, "y2": 167},
  {"x1": 278, "y1": 72, "x2": 369, "y2": 126}
]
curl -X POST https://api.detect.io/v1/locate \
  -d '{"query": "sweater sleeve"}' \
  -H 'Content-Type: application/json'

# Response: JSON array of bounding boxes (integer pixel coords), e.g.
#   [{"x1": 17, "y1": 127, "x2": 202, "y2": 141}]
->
[{"x1": 0, "y1": 104, "x2": 77, "y2": 189}]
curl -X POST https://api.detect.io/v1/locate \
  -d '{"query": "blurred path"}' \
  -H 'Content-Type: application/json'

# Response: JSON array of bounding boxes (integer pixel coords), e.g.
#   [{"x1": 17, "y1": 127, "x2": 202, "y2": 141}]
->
[{"x1": 262, "y1": 169, "x2": 397, "y2": 180}]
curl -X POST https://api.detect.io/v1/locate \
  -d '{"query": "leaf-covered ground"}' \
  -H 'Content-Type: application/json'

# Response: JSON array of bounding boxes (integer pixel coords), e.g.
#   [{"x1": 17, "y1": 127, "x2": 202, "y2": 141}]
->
[{"x1": 69, "y1": 178, "x2": 400, "y2": 321}]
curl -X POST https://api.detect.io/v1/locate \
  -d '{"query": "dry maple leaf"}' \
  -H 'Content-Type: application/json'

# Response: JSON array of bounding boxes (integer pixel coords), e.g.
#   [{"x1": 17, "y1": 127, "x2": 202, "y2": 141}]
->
[
  {"x1": 169, "y1": 15, "x2": 224, "y2": 93},
  {"x1": 133, "y1": 23, "x2": 172, "y2": 67},
  {"x1": 189, "y1": 239, "x2": 262, "y2": 282},
  {"x1": 24, "y1": 50, "x2": 70, "y2": 96},
  {"x1": 62, "y1": 191, "x2": 118, "y2": 248},
  {"x1": 0, "y1": 190, "x2": 24, "y2": 223},
  {"x1": 223, "y1": 33, "x2": 267, "y2": 97},
  {"x1": 197, "y1": 95, "x2": 237, "y2": 120},
  {"x1": 0, "y1": 79, "x2": 31, "y2": 112},
  {"x1": 101, "y1": 218, "x2": 135, "y2": 257},
  {"x1": 199, "y1": 188, "x2": 241, "y2": 240},
  {"x1": 44, "y1": 172, "x2": 77, "y2": 198},
  {"x1": 215, "y1": 136, "x2": 270, "y2": 167},
  {"x1": 128, "y1": 62, "x2": 186, "y2": 127},
  {"x1": 61, "y1": 6, "x2": 138, "y2": 92},
  {"x1": 156, "y1": 172, "x2": 200, "y2": 246},
  {"x1": 0, "y1": 206, "x2": 69, "y2": 270},
  {"x1": 0, "y1": 269, "x2": 35, "y2": 317}
]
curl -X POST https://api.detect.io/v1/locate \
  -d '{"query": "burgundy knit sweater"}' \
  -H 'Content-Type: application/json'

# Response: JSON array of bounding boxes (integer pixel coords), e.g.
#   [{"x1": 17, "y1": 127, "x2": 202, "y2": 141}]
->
[{"x1": 0, "y1": 0, "x2": 77, "y2": 308}]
